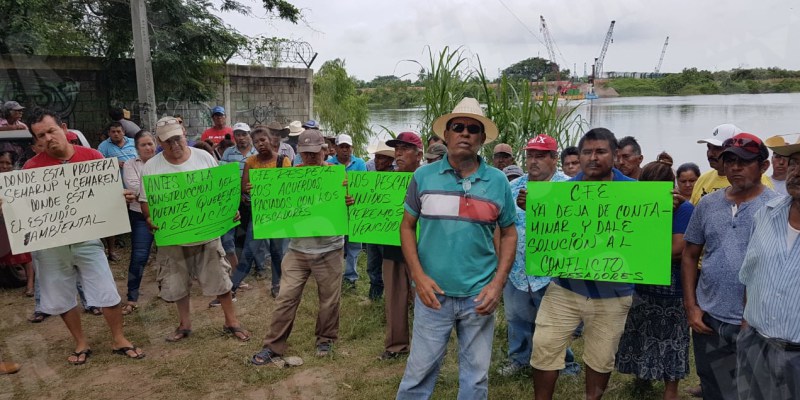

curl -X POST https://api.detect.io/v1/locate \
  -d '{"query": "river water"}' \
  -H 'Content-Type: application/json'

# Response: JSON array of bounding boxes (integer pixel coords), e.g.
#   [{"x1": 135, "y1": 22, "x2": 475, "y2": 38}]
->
[{"x1": 367, "y1": 93, "x2": 800, "y2": 172}]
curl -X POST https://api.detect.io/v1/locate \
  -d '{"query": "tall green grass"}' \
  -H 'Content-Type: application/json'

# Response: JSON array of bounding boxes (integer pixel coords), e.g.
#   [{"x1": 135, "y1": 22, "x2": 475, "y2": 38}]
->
[
  {"x1": 412, "y1": 48, "x2": 586, "y2": 165},
  {"x1": 418, "y1": 46, "x2": 474, "y2": 142}
]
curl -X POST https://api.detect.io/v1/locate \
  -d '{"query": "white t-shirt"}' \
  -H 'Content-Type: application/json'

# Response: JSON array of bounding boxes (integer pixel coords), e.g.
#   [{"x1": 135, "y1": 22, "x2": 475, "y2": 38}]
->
[
  {"x1": 788, "y1": 222, "x2": 800, "y2": 251},
  {"x1": 139, "y1": 147, "x2": 218, "y2": 202},
  {"x1": 770, "y1": 176, "x2": 787, "y2": 196}
]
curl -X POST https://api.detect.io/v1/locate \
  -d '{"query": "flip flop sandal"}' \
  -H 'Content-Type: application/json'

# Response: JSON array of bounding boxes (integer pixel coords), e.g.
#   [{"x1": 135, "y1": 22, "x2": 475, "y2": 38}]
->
[
  {"x1": 251, "y1": 348, "x2": 284, "y2": 367},
  {"x1": 85, "y1": 307, "x2": 103, "y2": 316},
  {"x1": 165, "y1": 328, "x2": 192, "y2": 343},
  {"x1": 69, "y1": 349, "x2": 92, "y2": 365},
  {"x1": 28, "y1": 312, "x2": 49, "y2": 323},
  {"x1": 112, "y1": 346, "x2": 145, "y2": 360},
  {"x1": 121, "y1": 304, "x2": 138, "y2": 315},
  {"x1": 222, "y1": 325, "x2": 251, "y2": 342}
]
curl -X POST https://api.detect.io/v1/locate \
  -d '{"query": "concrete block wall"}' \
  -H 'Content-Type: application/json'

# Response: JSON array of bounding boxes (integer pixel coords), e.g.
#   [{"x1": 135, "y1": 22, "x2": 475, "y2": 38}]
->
[{"x1": 0, "y1": 54, "x2": 313, "y2": 145}]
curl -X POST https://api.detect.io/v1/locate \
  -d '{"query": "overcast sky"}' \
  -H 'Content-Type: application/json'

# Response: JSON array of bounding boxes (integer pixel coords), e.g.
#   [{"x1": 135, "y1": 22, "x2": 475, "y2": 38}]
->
[{"x1": 218, "y1": 0, "x2": 799, "y2": 81}]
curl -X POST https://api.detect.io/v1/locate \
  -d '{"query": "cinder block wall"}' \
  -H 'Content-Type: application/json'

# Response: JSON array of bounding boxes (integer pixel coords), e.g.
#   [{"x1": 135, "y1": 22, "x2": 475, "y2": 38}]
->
[{"x1": 0, "y1": 54, "x2": 313, "y2": 146}]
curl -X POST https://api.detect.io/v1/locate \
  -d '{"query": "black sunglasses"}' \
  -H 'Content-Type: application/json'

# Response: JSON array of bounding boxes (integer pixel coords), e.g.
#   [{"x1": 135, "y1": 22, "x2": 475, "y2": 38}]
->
[{"x1": 449, "y1": 123, "x2": 483, "y2": 134}]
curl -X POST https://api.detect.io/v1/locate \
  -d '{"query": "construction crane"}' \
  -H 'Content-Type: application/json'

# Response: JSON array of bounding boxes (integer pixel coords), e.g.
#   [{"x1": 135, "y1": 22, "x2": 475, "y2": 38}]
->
[
  {"x1": 654, "y1": 36, "x2": 669, "y2": 73},
  {"x1": 590, "y1": 20, "x2": 616, "y2": 83},
  {"x1": 595, "y1": 20, "x2": 616, "y2": 80},
  {"x1": 539, "y1": 15, "x2": 558, "y2": 64}
]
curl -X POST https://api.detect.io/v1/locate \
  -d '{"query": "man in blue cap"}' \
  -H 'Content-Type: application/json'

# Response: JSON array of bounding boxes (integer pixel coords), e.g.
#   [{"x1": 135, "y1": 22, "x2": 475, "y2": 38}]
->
[{"x1": 201, "y1": 106, "x2": 233, "y2": 145}]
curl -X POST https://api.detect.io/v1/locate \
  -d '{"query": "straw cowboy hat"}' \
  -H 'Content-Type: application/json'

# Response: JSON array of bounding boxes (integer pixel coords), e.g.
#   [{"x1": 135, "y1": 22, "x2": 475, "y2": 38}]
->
[
  {"x1": 374, "y1": 141, "x2": 396, "y2": 158},
  {"x1": 766, "y1": 135, "x2": 800, "y2": 157},
  {"x1": 287, "y1": 121, "x2": 304, "y2": 137},
  {"x1": 432, "y1": 97, "x2": 499, "y2": 144}
]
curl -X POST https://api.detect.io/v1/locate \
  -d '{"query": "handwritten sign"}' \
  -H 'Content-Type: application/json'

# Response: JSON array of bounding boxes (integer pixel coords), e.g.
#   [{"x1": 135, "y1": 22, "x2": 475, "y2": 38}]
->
[
  {"x1": 525, "y1": 181, "x2": 672, "y2": 285},
  {"x1": 0, "y1": 158, "x2": 131, "y2": 253},
  {"x1": 143, "y1": 163, "x2": 240, "y2": 246},
  {"x1": 347, "y1": 172, "x2": 412, "y2": 245},
  {"x1": 250, "y1": 165, "x2": 347, "y2": 239}
]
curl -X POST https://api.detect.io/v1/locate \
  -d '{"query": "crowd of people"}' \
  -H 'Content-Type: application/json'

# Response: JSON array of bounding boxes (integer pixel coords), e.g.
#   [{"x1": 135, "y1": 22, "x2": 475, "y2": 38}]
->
[{"x1": 0, "y1": 98, "x2": 798, "y2": 400}]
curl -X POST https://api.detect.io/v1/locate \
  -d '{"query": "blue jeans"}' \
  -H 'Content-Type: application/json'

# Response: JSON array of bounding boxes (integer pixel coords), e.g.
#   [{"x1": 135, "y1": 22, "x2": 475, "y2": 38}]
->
[
  {"x1": 504, "y1": 282, "x2": 581, "y2": 375},
  {"x1": 343, "y1": 238, "x2": 362, "y2": 283},
  {"x1": 231, "y1": 221, "x2": 286, "y2": 291},
  {"x1": 126, "y1": 210, "x2": 154, "y2": 302},
  {"x1": 365, "y1": 244, "x2": 384, "y2": 299},
  {"x1": 397, "y1": 294, "x2": 495, "y2": 400}
]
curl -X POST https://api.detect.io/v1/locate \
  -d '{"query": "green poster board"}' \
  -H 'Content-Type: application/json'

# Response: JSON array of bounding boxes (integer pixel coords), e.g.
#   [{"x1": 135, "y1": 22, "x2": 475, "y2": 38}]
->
[
  {"x1": 525, "y1": 181, "x2": 673, "y2": 285},
  {"x1": 250, "y1": 165, "x2": 347, "y2": 239},
  {"x1": 347, "y1": 171, "x2": 412, "y2": 246},
  {"x1": 143, "y1": 162, "x2": 241, "y2": 246}
]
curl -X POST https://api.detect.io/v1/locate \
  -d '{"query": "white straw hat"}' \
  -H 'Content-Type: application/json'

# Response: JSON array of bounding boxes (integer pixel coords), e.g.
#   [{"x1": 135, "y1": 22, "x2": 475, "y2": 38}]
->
[
  {"x1": 431, "y1": 97, "x2": 498, "y2": 144},
  {"x1": 374, "y1": 141, "x2": 396, "y2": 158}
]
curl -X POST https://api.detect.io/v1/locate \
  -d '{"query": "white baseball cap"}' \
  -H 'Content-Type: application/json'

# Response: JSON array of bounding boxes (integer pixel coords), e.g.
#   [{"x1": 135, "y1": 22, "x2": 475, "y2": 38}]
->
[
  {"x1": 336, "y1": 134, "x2": 353, "y2": 146},
  {"x1": 697, "y1": 124, "x2": 742, "y2": 147},
  {"x1": 232, "y1": 122, "x2": 251, "y2": 133}
]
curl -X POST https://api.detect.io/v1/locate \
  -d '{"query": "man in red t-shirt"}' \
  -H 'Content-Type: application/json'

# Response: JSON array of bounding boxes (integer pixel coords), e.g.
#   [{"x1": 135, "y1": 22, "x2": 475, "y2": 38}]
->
[
  {"x1": 200, "y1": 106, "x2": 233, "y2": 145},
  {"x1": 23, "y1": 108, "x2": 144, "y2": 365}
]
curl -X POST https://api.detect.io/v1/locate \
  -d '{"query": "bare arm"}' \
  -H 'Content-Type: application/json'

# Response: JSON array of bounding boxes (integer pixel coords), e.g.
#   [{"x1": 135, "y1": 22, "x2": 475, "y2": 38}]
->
[
  {"x1": 681, "y1": 242, "x2": 711, "y2": 334},
  {"x1": 140, "y1": 201, "x2": 158, "y2": 232},
  {"x1": 671, "y1": 233, "x2": 685, "y2": 260},
  {"x1": 242, "y1": 163, "x2": 252, "y2": 196},
  {"x1": 400, "y1": 211, "x2": 444, "y2": 309}
]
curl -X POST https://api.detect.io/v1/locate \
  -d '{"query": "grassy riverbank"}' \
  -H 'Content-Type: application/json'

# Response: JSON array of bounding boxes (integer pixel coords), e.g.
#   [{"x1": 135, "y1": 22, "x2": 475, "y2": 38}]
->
[{"x1": 607, "y1": 68, "x2": 800, "y2": 97}]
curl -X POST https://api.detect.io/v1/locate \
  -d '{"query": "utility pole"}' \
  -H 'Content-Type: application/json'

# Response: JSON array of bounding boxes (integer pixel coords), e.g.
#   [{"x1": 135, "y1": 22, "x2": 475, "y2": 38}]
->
[{"x1": 131, "y1": 0, "x2": 157, "y2": 131}]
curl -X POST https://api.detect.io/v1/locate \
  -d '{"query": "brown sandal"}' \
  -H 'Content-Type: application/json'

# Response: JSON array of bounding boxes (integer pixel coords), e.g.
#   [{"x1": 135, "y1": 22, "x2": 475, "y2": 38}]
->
[
  {"x1": 165, "y1": 328, "x2": 192, "y2": 343},
  {"x1": 222, "y1": 325, "x2": 251, "y2": 342},
  {"x1": 121, "y1": 303, "x2": 138, "y2": 315}
]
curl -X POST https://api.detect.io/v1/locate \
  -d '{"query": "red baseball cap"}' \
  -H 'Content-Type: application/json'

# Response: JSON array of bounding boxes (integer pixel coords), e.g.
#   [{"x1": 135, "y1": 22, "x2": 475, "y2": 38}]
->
[
  {"x1": 524, "y1": 134, "x2": 558, "y2": 151},
  {"x1": 387, "y1": 131, "x2": 423, "y2": 150},
  {"x1": 66, "y1": 131, "x2": 79, "y2": 142}
]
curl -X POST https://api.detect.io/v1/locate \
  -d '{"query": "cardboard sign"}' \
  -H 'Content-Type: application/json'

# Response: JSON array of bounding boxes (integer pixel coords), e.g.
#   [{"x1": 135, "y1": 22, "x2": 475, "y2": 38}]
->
[
  {"x1": 347, "y1": 171, "x2": 412, "y2": 245},
  {"x1": 0, "y1": 158, "x2": 131, "y2": 253},
  {"x1": 250, "y1": 165, "x2": 347, "y2": 239},
  {"x1": 525, "y1": 181, "x2": 673, "y2": 285},
  {"x1": 143, "y1": 163, "x2": 240, "y2": 246}
]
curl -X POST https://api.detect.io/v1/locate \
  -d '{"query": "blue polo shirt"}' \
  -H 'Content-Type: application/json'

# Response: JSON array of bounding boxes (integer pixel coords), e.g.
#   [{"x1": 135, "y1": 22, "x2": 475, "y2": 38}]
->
[
  {"x1": 97, "y1": 137, "x2": 137, "y2": 163},
  {"x1": 554, "y1": 168, "x2": 636, "y2": 298},
  {"x1": 326, "y1": 155, "x2": 367, "y2": 172},
  {"x1": 404, "y1": 155, "x2": 517, "y2": 297}
]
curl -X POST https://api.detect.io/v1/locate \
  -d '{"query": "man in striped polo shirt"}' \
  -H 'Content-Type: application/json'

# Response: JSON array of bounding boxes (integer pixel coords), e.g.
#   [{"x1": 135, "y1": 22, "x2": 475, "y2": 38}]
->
[
  {"x1": 736, "y1": 136, "x2": 800, "y2": 400},
  {"x1": 395, "y1": 98, "x2": 517, "y2": 400}
]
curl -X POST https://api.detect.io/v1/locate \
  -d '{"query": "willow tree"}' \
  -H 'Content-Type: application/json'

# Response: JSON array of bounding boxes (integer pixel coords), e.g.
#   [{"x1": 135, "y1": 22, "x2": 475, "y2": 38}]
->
[{"x1": 313, "y1": 59, "x2": 371, "y2": 156}]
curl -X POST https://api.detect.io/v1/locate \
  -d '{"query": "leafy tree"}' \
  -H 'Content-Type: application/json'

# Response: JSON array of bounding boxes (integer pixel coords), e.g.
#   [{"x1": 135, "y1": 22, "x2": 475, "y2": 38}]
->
[
  {"x1": 313, "y1": 59, "x2": 371, "y2": 155},
  {"x1": 502, "y1": 57, "x2": 560, "y2": 81},
  {"x1": 0, "y1": 0, "x2": 301, "y2": 101},
  {"x1": 365, "y1": 75, "x2": 402, "y2": 88},
  {"x1": 0, "y1": 0, "x2": 91, "y2": 55}
]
